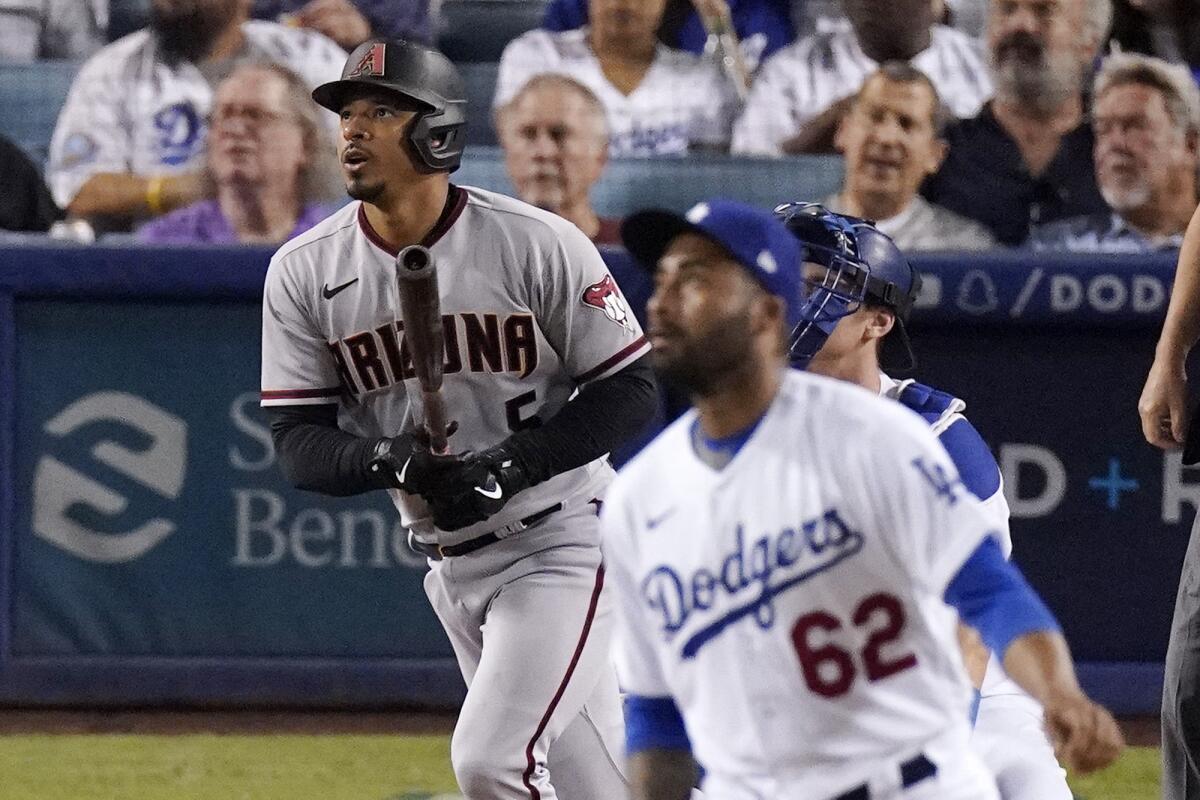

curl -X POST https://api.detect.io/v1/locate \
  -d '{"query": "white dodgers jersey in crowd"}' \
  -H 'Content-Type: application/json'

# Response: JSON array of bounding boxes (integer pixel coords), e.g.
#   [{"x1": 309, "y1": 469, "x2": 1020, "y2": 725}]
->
[
  {"x1": 262, "y1": 186, "x2": 649, "y2": 546},
  {"x1": 46, "y1": 20, "x2": 345, "y2": 207},
  {"x1": 731, "y1": 21, "x2": 991, "y2": 156},
  {"x1": 603, "y1": 370, "x2": 1001, "y2": 799},
  {"x1": 494, "y1": 28, "x2": 739, "y2": 156}
]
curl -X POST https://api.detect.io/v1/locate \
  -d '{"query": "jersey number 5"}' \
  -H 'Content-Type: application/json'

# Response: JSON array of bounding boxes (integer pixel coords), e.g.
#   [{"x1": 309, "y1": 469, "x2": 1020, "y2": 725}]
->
[
  {"x1": 505, "y1": 390, "x2": 541, "y2": 432},
  {"x1": 790, "y1": 592, "x2": 918, "y2": 698}
]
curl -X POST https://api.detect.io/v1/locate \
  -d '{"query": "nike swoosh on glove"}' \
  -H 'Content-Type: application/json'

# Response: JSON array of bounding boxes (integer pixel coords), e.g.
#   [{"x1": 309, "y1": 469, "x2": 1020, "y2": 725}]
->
[
  {"x1": 368, "y1": 434, "x2": 464, "y2": 498},
  {"x1": 428, "y1": 443, "x2": 531, "y2": 531}
]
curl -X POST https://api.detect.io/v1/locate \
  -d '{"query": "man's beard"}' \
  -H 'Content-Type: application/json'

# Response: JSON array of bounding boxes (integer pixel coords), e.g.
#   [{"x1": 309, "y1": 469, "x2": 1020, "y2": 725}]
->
[
  {"x1": 1100, "y1": 178, "x2": 1152, "y2": 213},
  {"x1": 989, "y1": 31, "x2": 1083, "y2": 115},
  {"x1": 651, "y1": 311, "x2": 756, "y2": 398},
  {"x1": 346, "y1": 176, "x2": 385, "y2": 204},
  {"x1": 151, "y1": 3, "x2": 233, "y2": 62}
]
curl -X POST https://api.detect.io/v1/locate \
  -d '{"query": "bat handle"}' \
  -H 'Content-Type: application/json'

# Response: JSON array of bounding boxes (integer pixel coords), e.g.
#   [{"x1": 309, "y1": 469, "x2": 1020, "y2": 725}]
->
[{"x1": 423, "y1": 390, "x2": 450, "y2": 455}]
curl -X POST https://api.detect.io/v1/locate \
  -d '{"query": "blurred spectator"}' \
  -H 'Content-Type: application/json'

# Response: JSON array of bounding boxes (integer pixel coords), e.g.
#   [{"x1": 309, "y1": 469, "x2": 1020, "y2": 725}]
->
[
  {"x1": 494, "y1": 0, "x2": 741, "y2": 156},
  {"x1": 542, "y1": 0, "x2": 794, "y2": 73},
  {"x1": 731, "y1": 0, "x2": 992, "y2": 156},
  {"x1": 1030, "y1": 52, "x2": 1198, "y2": 252},
  {"x1": 823, "y1": 62, "x2": 995, "y2": 251},
  {"x1": 0, "y1": 0, "x2": 107, "y2": 61},
  {"x1": 136, "y1": 62, "x2": 338, "y2": 244},
  {"x1": 0, "y1": 135, "x2": 60, "y2": 232},
  {"x1": 944, "y1": 0, "x2": 988, "y2": 39},
  {"x1": 798, "y1": 0, "x2": 990, "y2": 40},
  {"x1": 921, "y1": 0, "x2": 1113, "y2": 245},
  {"x1": 45, "y1": 0, "x2": 344, "y2": 232},
  {"x1": 497, "y1": 75, "x2": 620, "y2": 244},
  {"x1": 252, "y1": 0, "x2": 432, "y2": 49},
  {"x1": 1109, "y1": 0, "x2": 1199, "y2": 69}
]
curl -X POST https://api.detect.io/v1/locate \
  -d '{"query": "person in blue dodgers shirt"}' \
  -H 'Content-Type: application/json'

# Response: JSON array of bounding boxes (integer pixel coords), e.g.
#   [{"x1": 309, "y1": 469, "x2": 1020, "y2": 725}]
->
[
  {"x1": 778, "y1": 201, "x2": 1072, "y2": 799},
  {"x1": 602, "y1": 197, "x2": 1124, "y2": 799}
]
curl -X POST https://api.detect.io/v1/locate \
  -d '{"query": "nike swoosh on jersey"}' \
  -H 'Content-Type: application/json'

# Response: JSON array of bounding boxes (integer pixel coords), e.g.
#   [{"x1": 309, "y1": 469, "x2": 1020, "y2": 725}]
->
[
  {"x1": 321, "y1": 278, "x2": 359, "y2": 299},
  {"x1": 474, "y1": 483, "x2": 503, "y2": 500},
  {"x1": 397, "y1": 455, "x2": 412, "y2": 485}
]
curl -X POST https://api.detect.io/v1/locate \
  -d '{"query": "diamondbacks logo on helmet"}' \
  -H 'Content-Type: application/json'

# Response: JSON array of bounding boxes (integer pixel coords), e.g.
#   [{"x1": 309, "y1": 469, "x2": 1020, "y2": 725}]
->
[
  {"x1": 350, "y1": 43, "x2": 386, "y2": 77},
  {"x1": 582, "y1": 275, "x2": 633, "y2": 331}
]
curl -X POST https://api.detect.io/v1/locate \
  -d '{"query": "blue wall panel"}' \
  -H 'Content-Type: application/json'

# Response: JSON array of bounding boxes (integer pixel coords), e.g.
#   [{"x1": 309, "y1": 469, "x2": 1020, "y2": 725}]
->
[{"x1": 0, "y1": 244, "x2": 1185, "y2": 711}]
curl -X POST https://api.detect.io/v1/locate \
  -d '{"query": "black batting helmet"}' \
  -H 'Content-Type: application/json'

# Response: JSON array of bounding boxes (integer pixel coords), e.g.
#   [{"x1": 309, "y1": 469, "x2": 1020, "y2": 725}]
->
[{"x1": 312, "y1": 39, "x2": 468, "y2": 173}]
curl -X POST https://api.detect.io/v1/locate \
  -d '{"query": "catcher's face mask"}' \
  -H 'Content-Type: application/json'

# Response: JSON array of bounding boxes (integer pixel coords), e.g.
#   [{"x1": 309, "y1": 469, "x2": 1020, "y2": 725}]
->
[
  {"x1": 776, "y1": 205, "x2": 874, "y2": 368},
  {"x1": 789, "y1": 257, "x2": 872, "y2": 368}
]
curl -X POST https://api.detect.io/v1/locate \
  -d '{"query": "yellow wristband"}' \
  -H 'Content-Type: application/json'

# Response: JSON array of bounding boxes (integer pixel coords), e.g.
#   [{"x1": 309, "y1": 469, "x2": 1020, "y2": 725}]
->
[{"x1": 146, "y1": 175, "x2": 165, "y2": 215}]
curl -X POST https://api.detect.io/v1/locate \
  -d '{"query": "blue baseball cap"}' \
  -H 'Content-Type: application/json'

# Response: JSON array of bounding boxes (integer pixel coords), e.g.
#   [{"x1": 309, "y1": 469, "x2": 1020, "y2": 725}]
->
[{"x1": 621, "y1": 199, "x2": 804, "y2": 328}]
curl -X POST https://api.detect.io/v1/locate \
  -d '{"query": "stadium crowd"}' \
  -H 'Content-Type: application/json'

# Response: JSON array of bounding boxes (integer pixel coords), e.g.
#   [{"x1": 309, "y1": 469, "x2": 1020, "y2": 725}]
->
[{"x1": 0, "y1": 0, "x2": 1197, "y2": 248}]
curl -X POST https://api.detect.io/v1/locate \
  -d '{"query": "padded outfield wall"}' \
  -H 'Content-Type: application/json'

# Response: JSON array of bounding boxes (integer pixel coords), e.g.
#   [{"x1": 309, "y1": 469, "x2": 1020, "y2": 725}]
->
[{"x1": 0, "y1": 242, "x2": 1185, "y2": 713}]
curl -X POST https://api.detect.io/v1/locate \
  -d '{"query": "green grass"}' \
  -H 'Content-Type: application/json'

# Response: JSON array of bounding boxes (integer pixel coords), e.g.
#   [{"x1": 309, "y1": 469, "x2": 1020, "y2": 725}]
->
[
  {"x1": 0, "y1": 735, "x2": 460, "y2": 800},
  {"x1": 1069, "y1": 746, "x2": 1161, "y2": 800},
  {"x1": 0, "y1": 735, "x2": 1160, "y2": 800}
]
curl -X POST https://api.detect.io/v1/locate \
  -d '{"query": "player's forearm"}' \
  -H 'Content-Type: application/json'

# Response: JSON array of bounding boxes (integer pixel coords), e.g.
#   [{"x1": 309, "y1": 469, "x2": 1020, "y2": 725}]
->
[
  {"x1": 66, "y1": 172, "x2": 205, "y2": 219},
  {"x1": 1157, "y1": 205, "x2": 1200, "y2": 362},
  {"x1": 504, "y1": 355, "x2": 657, "y2": 485},
  {"x1": 630, "y1": 749, "x2": 698, "y2": 800},
  {"x1": 956, "y1": 623, "x2": 989, "y2": 689},
  {"x1": 269, "y1": 405, "x2": 390, "y2": 496},
  {"x1": 780, "y1": 97, "x2": 852, "y2": 155},
  {"x1": 1001, "y1": 630, "x2": 1083, "y2": 708}
]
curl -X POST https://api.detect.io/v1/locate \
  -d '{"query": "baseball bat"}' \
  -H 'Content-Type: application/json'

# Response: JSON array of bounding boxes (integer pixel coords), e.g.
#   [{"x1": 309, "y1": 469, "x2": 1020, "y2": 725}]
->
[{"x1": 396, "y1": 244, "x2": 450, "y2": 454}]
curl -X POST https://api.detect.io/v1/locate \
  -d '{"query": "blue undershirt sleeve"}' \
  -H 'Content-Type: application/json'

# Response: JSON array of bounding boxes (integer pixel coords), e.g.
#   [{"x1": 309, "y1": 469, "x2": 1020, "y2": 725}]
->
[
  {"x1": 625, "y1": 695, "x2": 692, "y2": 755},
  {"x1": 943, "y1": 538, "x2": 1061, "y2": 657}
]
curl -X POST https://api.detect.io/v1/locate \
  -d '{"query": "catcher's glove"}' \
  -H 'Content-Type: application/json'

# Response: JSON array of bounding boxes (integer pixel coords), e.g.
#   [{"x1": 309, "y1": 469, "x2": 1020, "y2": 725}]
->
[{"x1": 427, "y1": 444, "x2": 531, "y2": 531}]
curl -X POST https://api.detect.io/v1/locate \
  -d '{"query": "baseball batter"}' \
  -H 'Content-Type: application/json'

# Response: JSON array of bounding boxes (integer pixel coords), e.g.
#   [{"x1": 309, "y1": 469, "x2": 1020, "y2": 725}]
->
[
  {"x1": 778, "y1": 202, "x2": 1073, "y2": 799},
  {"x1": 603, "y1": 198, "x2": 1124, "y2": 799},
  {"x1": 260, "y1": 39, "x2": 655, "y2": 799}
]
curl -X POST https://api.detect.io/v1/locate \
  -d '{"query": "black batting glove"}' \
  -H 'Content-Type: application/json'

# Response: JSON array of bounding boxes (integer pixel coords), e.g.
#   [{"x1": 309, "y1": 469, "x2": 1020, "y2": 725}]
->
[
  {"x1": 428, "y1": 444, "x2": 531, "y2": 531},
  {"x1": 368, "y1": 434, "x2": 464, "y2": 498}
]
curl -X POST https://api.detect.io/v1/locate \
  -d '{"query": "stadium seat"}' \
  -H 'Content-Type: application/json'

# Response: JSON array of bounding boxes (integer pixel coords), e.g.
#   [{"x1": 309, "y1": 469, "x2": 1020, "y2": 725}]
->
[
  {"x1": 455, "y1": 147, "x2": 846, "y2": 216},
  {"x1": 0, "y1": 60, "x2": 78, "y2": 163},
  {"x1": 438, "y1": 0, "x2": 547, "y2": 62}
]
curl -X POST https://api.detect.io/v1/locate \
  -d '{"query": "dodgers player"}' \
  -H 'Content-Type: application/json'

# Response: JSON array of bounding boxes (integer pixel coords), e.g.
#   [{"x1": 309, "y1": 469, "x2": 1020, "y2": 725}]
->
[
  {"x1": 778, "y1": 202, "x2": 1072, "y2": 799},
  {"x1": 260, "y1": 39, "x2": 655, "y2": 799},
  {"x1": 603, "y1": 199, "x2": 1123, "y2": 799}
]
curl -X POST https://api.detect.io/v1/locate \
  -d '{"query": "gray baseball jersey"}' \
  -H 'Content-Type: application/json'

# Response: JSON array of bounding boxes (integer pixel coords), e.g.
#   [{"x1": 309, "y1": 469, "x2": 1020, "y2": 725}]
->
[
  {"x1": 261, "y1": 184, "x2": 642, "y2": 800},
  {"x1": 261, "y1": 185, "x2": 650, "y2": 546}
]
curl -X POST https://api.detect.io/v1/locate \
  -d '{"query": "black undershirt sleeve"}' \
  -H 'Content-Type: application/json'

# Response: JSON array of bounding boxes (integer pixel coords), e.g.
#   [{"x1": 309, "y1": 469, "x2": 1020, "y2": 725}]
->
[
  {"x1": 268, "y1": 354, "x2": 658, "y2": 496},
  {"x1": 269, "y1": 404, "x2": 389, "y2": 496}
]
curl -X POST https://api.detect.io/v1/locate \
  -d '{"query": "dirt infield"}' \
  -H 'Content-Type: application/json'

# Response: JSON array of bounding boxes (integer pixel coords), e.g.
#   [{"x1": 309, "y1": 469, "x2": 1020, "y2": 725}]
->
[
  {"x1": 0, "y1": 708, "x2": 1161, "y2": 746},
  {"x1": 0, "y1": 708, "x2": 457, "y2": 736}
]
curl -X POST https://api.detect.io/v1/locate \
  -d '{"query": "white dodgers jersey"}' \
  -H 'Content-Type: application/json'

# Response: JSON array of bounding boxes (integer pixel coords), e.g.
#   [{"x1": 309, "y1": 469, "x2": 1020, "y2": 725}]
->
[
  {"x1": 494, "y1": 28, "x2": 739, "y2": 156},
  {"x1": 261, "y1": 186, "x2": 650, "y2": 546},
  {"x1": 602, "y1": 370, "x2": 1000, "y2": 798},
  {"x1": 46, "y1": 20, "x2": 345, "y2": 207}
]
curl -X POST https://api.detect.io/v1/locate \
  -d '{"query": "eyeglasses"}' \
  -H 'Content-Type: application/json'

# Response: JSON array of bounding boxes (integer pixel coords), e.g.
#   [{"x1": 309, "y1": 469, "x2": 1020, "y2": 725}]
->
[{"x1": 207, "y1": 105, "x2": 292, "y2": 128}]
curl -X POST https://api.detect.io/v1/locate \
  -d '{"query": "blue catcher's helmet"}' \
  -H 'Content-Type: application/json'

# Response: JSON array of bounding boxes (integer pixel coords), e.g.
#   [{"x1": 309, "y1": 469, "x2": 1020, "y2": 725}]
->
[{"x1": 773, "y1": 202, "x2": 922, "y2": 370}]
